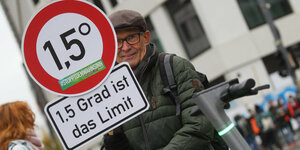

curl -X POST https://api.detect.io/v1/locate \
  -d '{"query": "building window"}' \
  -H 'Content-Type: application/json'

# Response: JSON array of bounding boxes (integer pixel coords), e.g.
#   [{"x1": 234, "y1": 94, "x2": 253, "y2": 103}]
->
[
  {"x1": 145, "y1": 17, "x2": 164, "y2": 52},
  {"x1": 262, "y1": 43, "x2": 300, "y2": 76},
  {"x1": 237, "y1": 0, "x2": 293, "y2": 29},
  {"x1": 33, "y1": 0, "x2": 39, "y2": 5},
  {"x1": 209, "y1": 75, "x2": 225, "y2": 87},
  {"x1": 165, "y1": 0, "x2": 210, "y2": 59},
  {"x1": 93, "y1": 0, "x2": 106, "y2": 13},
  {"x1": 109, "y1": 0, "x2": 118, "y2": 7}
]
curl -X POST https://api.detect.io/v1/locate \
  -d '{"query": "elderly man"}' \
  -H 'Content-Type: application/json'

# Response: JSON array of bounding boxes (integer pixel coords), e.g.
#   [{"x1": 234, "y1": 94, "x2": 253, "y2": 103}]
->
[{"x1": 103, "y1": 9, "x2": 226, "y2": 150}]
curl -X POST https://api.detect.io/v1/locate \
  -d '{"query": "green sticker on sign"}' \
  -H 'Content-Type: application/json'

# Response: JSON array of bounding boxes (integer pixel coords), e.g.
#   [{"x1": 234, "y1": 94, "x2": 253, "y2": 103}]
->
[{"x1": 59, "y1": 59, "x2": 106, "y2": 90}]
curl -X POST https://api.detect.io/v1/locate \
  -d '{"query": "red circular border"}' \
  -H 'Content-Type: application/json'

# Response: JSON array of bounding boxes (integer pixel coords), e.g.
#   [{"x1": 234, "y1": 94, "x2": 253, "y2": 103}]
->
[{"x1": 22, "y1": 0, "x2": 116, "y2": 96}]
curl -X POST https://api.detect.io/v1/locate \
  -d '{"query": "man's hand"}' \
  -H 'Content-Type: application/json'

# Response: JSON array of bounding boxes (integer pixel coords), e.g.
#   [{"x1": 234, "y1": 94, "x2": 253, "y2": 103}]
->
[{"x1": 104, "y1": 126, "x2": 132, "y2": 150}]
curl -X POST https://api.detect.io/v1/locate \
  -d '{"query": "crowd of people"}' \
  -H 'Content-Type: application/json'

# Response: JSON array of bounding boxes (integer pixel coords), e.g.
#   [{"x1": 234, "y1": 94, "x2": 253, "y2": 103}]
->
[{"x1": 235, "y1": 95, "x2": 300, "y2": 150}]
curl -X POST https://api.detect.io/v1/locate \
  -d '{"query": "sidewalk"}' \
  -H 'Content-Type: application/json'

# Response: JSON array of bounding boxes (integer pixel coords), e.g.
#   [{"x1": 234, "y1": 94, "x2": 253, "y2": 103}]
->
[
  {"x1": 283, "y1": 132, "x2": 300, "y2": 150},
  {"x1": 257, "y1": 130, "x2": 300, "y2": 150}
]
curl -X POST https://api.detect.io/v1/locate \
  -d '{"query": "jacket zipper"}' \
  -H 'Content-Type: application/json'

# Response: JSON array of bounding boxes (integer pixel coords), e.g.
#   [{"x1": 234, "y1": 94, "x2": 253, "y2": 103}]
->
[
  {"x1": 135, "y1": 47, "x2": 156, "y2": 150},
  {"x1": 138, "y1": 65, "x2": 151, "y2": 150}
]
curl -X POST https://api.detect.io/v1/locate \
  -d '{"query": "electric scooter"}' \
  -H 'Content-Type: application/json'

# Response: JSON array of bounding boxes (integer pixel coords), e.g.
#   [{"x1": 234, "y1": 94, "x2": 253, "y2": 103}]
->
[{"x1": 192, "y1": 78, "x2": 269, "y2": 150}]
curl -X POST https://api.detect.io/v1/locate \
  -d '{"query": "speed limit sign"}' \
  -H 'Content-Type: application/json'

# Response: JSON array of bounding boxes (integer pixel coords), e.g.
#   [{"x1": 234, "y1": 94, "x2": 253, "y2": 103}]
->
[{"x1": 22, "y1": 0, "x2": 117, "y2": 96}]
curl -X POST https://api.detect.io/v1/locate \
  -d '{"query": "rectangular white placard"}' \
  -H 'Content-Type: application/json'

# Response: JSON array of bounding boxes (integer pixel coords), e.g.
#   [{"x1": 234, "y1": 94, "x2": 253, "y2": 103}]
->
[{"x1": 45, "y1": 63, "x2": 149, "y2": 150}]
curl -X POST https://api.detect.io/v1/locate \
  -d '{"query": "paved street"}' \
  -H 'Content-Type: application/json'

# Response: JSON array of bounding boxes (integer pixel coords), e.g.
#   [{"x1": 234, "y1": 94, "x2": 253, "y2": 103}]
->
[
  {"x1": 283, "y1": 132, "x2": 300, "y2": 150},
  {"x1": 257, "y1": 131, "x2": 300, "y2": 150},
  {"x1": 283, "y1": 141, "x2": 300, "y2": 150}
]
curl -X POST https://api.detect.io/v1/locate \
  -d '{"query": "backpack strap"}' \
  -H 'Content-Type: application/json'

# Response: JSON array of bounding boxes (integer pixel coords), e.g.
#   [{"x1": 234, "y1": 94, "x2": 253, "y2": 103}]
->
[
  {"x1": 159, "y1": 52, "x2": 181, "y2": 116},
  {"x1": 159, "y1": 53, "x2": 169, "y2": 89}
]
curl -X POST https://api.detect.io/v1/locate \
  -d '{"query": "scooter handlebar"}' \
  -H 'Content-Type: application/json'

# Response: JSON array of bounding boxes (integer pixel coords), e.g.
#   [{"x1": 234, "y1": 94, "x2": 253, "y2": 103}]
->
[
  {"x1": 229, "y1": 78, "x2": 255, "y2": 95},
  {"x1": 222, "y1": 78, "x2": 256, "y2": 102}
]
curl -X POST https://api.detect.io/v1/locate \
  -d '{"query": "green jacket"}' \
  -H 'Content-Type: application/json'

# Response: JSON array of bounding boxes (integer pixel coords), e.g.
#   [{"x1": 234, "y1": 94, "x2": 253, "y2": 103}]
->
[{"x1": 122, "y1": 44, "x2": 215, "y2": 150}]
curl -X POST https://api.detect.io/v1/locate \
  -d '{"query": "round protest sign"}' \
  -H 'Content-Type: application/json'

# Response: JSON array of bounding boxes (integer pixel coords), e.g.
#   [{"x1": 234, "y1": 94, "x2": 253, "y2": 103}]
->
[{"x1": 22, "y1": 0, "x2": 117, "y2": 96}]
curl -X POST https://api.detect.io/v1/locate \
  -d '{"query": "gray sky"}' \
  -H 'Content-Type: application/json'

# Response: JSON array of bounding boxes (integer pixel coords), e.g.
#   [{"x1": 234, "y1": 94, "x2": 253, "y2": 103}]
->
[{"x1": 0, "y1": 3, "x2": 47, "y2": 132}]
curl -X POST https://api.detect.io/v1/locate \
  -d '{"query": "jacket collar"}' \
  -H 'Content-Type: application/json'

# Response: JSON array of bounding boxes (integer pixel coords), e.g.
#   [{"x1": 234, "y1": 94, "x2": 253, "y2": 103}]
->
[{"x1": 133, "y1": 43, "x2": 158, "y2": 80}]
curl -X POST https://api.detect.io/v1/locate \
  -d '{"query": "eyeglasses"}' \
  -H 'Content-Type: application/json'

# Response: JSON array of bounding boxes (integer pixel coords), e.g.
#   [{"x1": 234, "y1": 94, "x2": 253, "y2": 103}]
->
[{"x1": 117, "y1": 32, "x2": 144, "y2": 48}]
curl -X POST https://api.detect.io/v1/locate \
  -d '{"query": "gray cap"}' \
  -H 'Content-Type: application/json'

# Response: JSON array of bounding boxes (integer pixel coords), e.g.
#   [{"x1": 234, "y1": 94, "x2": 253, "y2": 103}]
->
[{"x1": 109, "y1": 10, "x2": 147, "y2": 32}]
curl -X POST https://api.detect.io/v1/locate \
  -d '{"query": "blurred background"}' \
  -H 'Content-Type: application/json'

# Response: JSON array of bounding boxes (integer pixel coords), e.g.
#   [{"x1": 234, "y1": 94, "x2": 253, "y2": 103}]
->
[{"x1": 1, "y1": 0, "x2": 300, "y2": 149}]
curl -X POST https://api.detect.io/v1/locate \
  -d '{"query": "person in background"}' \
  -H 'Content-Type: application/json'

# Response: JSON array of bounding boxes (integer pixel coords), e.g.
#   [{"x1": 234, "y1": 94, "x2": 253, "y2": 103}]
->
[
  {"x1": 268, "y1": 100, "x2": 281, "y2": 136},
  {"x1": 287, "y1": 96, "x2": 296, "y2": 119},
  {"x1": 255, "y1": 105, "x2": 282, "y2": 150},
  {"x1": 102, "y1": 9, "x2": 227, "y2": 150},
  {"x1": 276, "y1": 98, "x2": 296, "y2": 147},
  {"x1": 248, "y1": 109, "x2": 260, "y2": 136},
  {"x1": 268, "y1": 100, "x2": 277, "y2": 119},
  {"x1": 0, "y1": 101, "x2": 44, "y2": 150},
  {"x1": 234, "y1": 114, "x2": 259, "y2": 150},
  {"x1": 288, "y1": 95, "x2": 300, "y2": 131}
]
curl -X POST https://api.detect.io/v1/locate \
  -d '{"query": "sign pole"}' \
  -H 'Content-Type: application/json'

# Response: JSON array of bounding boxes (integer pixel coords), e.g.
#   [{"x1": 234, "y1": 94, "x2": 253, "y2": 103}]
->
[{"x1": 256, "y1": 0, "x2": 297, "y2": 85}]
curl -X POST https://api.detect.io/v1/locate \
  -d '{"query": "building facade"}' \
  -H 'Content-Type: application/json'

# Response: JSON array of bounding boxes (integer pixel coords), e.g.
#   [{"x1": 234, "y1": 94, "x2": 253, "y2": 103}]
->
[{"x1": 2, "y1": 0, "x2": 300, "y2": 149}]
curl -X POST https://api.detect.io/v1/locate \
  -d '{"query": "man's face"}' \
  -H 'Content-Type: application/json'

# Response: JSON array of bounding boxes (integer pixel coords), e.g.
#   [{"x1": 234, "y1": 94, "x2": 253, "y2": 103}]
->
[{"x1": 116, "y1": 29, "x2": 150, "y2": 69}]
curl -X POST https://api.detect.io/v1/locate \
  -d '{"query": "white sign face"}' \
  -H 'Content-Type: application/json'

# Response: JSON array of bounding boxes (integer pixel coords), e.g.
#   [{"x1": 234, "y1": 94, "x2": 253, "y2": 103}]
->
[
  {"x1": 44, "y1": 63, "x2": 149, "y2": 150},
  {"x1": 22, "y1": 0, "x2": 117, "y2": 96},
  {"x1": 36, "y1": 13, "x2": 103, "y2": 79}
]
